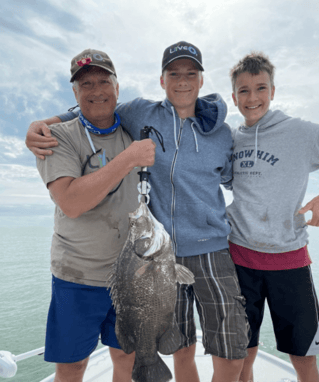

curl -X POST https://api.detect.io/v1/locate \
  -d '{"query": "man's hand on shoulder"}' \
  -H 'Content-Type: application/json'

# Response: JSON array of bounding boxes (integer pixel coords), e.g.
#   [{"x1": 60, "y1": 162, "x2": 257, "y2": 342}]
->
[
  {"x1": 25, "y1": 117, "x2": 60, "y2": 160},
  {"x1": 299, "y1": 195, "x2": 319, "y2": 226}
]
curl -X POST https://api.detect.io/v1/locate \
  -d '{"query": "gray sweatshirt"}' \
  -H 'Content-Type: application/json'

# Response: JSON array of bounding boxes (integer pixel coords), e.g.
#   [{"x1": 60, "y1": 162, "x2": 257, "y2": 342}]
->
[{"x1": 227, "y1": 109, "x2": 319, "y2": 253}]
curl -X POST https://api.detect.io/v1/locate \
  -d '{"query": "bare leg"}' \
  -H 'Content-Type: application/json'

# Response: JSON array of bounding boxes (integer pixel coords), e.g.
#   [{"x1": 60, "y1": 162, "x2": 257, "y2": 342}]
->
[
  {"x1": 54, "y1": 357, "x2": 89, "y2": 382},
  {"x1": 239, "y1": 346, "x2": 258, "y2": 382},
  {"x1": 289, "y1": 354, "x2": 319, "y2": 382},
  {"x1": 109, "y1": 348, "x2": 135, "y2": 382},
  {"x1": 212, "y1": 355, "x2": 244, "y2": 382},
  {"x1": 173, "y1": 343, "x2": 200, "y2": 382}
]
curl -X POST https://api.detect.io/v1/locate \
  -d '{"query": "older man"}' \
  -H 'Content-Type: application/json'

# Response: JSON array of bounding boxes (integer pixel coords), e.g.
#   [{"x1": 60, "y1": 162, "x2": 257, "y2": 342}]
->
[{"x1": 35, "y1": 49, "x2": 155, "y2": 382}]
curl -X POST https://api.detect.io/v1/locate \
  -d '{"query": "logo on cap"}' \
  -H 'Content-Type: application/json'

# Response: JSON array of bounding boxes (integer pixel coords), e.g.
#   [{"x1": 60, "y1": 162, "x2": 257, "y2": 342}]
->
[
  {"x1": 70, "y1": 49, "x2": 117, "y2": 82},
  {"x1": 77, "y1": 57, "x2": 92, "y2": 67},
  {"x1": 170, "y1": 45, "x2": 198, "y2": 56}
]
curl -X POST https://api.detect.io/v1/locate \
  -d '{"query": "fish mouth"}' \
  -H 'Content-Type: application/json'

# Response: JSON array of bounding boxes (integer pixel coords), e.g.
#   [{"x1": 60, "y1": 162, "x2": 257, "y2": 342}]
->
[
  {"x1": 129, "y1": 201, "x2": 149, "y2": 220},
  {"x1": 130, "y1": 202, "x2": 171, "y2": 258},
  {"x1": 139, "y1": 234, "x2": 152, "y2": 240}
]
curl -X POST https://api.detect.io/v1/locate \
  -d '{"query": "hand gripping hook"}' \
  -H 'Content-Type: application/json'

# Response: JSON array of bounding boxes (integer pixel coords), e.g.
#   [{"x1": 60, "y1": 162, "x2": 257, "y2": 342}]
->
[{"x1": 137, "y1": 126, "x2": 165, "y2": 204}]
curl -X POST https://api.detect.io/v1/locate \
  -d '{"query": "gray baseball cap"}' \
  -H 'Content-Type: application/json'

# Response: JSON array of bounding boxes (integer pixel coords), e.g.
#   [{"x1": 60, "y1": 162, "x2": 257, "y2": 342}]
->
[{"x1": 70, "y1": 49, "x2": 117, "y2": 82}]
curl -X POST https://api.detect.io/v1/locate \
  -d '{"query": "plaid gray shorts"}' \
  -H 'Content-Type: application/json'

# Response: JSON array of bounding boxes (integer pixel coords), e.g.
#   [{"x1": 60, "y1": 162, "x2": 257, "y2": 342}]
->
[{"x1": 175, "y1": 249, "x2": 250, "y2": 359}]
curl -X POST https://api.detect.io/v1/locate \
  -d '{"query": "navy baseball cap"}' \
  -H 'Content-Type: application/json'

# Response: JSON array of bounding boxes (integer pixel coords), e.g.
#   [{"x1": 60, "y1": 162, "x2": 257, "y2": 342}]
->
[{"x1": 162, "y1": 41, "x2": 204, "y2": 72}]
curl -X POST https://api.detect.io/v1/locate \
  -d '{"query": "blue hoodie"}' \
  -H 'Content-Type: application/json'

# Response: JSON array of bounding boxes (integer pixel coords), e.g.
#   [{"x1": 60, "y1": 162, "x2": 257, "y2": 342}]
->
[{"x1": 58, "y1": 94, "x2": 233, "y2": 257}]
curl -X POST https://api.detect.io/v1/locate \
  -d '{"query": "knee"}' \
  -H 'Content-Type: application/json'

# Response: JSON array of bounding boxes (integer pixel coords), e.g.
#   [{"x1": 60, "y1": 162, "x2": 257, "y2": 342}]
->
[
  {"x1": 55, "y1": 358, "x2": 88, "y2": 381},
  {"x1": 110, "y1": 348, "x2": 135, "y2": 371},
  {"x1": 225, "y1": 358, "x2": 245, "y2": 373},
  {"x1": 229, "y1": 358, "x2": 245, "y2": 373},
  {"x1": 289, "y1": 354, "x2": 317, "y2": 368},
  {"x1": 213, "y1": 356, "x2": 244, "y2": 374},
  {"x1": 173, "y1": 344, "x2": 196, "y2": 365}
]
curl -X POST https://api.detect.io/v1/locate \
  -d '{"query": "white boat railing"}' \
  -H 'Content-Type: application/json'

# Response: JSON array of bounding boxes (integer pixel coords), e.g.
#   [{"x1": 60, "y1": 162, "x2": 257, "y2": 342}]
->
[
  {"x1": 0, "y1": 347, "x2": 44, "y2": 378},
  {"x1": 0, "y1": 331, "x2": 298, "y2": 382}
]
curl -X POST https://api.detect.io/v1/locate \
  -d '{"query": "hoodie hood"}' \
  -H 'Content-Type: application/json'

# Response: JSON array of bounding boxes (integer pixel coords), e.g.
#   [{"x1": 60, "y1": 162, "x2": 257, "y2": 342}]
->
[
  {"x1": 161, "y1": 93, "x2": 228, "y2": 135},
  {"x1": 239, "y1": 109, "x2": 291, "y2": 133},
  {"x1": 195, "y1": 93, "x2": 228, "y2": 134},
  {"x1": 237, "y1": 110, "x2": 292, "y2": 164}
]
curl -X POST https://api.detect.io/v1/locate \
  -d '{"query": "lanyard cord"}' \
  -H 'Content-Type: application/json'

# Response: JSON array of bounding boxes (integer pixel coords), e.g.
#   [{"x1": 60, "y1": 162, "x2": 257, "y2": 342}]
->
[{"x1": 81, "y1": 127, "x2": 126, "y2": 196}]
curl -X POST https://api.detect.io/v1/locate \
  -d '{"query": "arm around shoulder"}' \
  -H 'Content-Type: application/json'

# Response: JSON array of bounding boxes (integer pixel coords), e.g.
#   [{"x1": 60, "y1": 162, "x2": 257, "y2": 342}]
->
[{"x1": 25, "y1": 117, "x2": 62, "y2": 159}]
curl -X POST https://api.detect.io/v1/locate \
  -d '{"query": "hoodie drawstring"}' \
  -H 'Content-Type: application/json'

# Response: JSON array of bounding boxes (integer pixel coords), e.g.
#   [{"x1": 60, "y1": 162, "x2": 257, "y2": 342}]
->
[
  {"x1": 190, "y1": 122, "x2": 199, "y2": 153},
  {"x1": 171, "y1": 106, "x2": 199, "y2": 152},
  {"x1": 171, "y1": 107, "x2": 178, "y2": 150},
  {"x1": 254, "y1": 124, "x2": 260, "y2": 165}
]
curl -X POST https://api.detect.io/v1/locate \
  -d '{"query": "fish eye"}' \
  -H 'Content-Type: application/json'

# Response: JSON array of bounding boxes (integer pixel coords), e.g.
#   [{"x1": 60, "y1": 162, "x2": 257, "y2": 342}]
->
[{"x1": 130, "y1": 221, "x2": 136, "y2": 227}]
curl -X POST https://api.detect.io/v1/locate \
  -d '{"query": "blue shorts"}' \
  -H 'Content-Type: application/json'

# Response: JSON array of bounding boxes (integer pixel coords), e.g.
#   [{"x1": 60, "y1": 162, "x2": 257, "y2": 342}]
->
[{"x1": 44, "y1": 275, "x2": 121, "y2": 363}]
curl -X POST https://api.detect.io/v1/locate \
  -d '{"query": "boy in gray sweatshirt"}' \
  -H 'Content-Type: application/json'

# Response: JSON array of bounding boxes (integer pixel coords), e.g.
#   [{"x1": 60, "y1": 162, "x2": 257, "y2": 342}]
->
[{"x1": 227, "y1": 52, "x2": 319, "y2": 382}]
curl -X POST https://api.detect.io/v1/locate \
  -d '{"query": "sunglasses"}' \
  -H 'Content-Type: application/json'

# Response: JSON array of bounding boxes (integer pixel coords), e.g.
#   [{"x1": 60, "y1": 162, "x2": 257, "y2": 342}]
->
[{"x1": 81, "y1": 149, "x2": 123, "y2": 196}]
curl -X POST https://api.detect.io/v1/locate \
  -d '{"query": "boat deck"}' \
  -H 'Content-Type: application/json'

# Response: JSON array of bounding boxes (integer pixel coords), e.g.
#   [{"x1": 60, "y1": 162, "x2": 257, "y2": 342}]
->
[{"x1": 40, "y1": 332, "x2": 297, "y2": 382}]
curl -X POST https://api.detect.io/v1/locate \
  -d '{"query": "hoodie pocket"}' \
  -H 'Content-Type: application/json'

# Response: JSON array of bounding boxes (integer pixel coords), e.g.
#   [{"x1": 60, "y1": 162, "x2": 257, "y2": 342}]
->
[
  {"x1": 227, "y1": 200, "x2": 272, "y2": 248},
  {"x1": 176, "y1": 202, "x2": 231, "y2": 242}
]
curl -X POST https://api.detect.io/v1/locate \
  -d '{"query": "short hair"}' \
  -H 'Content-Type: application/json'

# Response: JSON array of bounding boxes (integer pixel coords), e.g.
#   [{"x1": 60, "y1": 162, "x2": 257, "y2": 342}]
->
[
  {"x1": 162, "y1": 66, "x2": 203, "y2": 80},
  {"x1": 230, "y1": 52, "x2": 275, "y2": 92}
]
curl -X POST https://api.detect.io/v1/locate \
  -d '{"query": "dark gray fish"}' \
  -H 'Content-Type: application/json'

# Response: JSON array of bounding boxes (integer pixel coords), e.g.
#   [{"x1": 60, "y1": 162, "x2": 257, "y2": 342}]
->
[{"x1": 106, "y1": 201, "x2": 195, "y2": 382}]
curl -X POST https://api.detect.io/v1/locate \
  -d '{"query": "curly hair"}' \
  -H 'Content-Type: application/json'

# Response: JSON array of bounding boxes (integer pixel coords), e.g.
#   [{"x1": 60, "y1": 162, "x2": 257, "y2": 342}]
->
[{"x1": 230, "y1": 52, "x2": 275, "y2": 92}]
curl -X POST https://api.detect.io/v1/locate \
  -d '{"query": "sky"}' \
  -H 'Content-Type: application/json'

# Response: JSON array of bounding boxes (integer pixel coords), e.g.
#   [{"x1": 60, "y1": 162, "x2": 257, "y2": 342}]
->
[{"x1": 1, "y1": 0, "x2": 319, "y2": 226}]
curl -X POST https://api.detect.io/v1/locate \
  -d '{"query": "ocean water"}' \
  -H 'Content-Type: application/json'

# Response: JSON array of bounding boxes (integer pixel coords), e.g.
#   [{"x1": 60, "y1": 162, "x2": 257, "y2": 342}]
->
[{"x1": 1, "y1": 221, "x2": 319, "y2": 382}]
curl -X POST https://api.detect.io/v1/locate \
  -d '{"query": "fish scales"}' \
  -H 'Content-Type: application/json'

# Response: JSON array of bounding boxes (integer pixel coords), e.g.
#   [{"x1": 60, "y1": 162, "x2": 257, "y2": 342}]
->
[{"x1": 106, "y1": 201, "x2": 195, "y2": 382}]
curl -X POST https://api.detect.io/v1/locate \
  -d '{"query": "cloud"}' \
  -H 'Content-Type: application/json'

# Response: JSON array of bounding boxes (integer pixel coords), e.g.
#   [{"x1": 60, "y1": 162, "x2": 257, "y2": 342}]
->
[
  {"x1": 0, "y1": 164, "x2": 50, "y2": 209},
  {"x1": 0, "y1": 136, "x2": 27, "y2": 159},
  {"x1": 1, "y1": 0, "x2": 319, "y2": 222}
]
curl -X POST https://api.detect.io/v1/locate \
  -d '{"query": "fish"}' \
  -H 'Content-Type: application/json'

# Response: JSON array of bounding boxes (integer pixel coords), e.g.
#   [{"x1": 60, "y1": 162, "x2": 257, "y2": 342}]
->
[{"x1": 106, "y1": 201, "x2": 195, "y2": 382}]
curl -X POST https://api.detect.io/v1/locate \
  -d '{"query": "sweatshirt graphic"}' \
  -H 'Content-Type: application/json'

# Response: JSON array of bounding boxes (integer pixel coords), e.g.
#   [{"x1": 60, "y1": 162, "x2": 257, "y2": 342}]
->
[{"x1": 227, "y1": 109, "x2": 319, "y2": 253}]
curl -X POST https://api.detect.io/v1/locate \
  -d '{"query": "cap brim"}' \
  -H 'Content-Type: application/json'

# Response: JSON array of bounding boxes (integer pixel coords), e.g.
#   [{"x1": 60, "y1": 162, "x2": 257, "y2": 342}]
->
[
  {"x1": 70, "y1": 64, "x2": 116, "y2": 82},
  {"x1": 162, "y1": 56, "x2": 204, "y2": 71}
]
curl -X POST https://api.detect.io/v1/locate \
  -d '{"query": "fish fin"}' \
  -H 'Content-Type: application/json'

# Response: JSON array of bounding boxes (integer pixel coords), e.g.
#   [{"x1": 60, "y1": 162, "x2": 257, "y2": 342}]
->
[
  {"x1": 105, "y1": 262, "x2": 116, "y2": 288},
  {"x1": 115, "y1": 321, "x2": 135, "y2": 354},
  {"x1": 158, "y1": 320, "x2": 184, "y2": 355},
  {"x1": 117, "y1": 335, "x2": 135, "y2": 354},
  {"x1": 132, "y1": 354, "x2": 172, "y2": 382},
  {"x1": 135, "y1": 262, "x2": 154, "y2": 277},
  {"x1": 175, "y1": 264, "x2": 195, "y2": 284},
  {"x1": 135, "y1": 263, "x2": 149, "y2": 277}
]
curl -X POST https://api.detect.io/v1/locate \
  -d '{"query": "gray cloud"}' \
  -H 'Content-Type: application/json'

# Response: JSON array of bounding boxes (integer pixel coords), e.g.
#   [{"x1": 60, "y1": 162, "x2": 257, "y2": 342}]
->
[{"x1": 1, "y1": 0, "x2": 319, "y2": 210}]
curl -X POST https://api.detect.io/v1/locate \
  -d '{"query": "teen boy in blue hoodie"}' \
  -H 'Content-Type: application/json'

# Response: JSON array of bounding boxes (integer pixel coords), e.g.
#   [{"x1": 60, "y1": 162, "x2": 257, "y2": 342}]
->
[
  {"x1": 228, "y1": 52, "x2": 319, "y2": 382},
  {"x1": 25, "y1": 42, "x2": 250, "y2": 382}
]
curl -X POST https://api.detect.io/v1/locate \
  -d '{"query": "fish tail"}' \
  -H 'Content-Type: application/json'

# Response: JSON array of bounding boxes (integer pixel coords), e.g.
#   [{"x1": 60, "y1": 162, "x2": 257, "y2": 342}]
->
[{"x1": 132, "y1": 354, "x2": 172, "y2": 382}]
